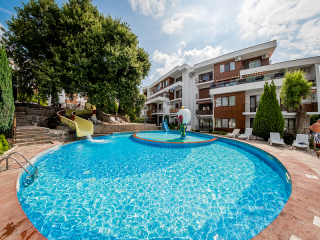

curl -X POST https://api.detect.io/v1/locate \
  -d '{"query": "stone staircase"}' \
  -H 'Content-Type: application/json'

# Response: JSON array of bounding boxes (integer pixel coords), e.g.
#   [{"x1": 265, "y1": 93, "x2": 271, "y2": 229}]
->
[
  {"x1": 15, "y1": 111, "x2": 31, "y2": 126},
  {"x1": 15, "y1": 126, "x2": 52, "y2": 146}
]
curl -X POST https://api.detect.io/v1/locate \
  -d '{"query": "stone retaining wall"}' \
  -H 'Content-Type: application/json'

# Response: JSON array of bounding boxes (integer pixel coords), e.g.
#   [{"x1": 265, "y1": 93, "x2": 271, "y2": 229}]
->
[
  {"x1": 103, "y1": 115, "x2": 129, "y2": 123},
  {"x1": 50, "y1": 129, "x2": 76, "y2": 141},
  {"x1": 94, "y1": 123, "x2": 157, "y2": 134}
]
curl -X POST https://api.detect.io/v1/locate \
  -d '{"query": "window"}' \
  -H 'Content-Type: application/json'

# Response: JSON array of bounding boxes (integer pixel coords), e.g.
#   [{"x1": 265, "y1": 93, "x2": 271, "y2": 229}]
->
[
  {"x1": 216, "y1": 118, "x2": 221, "y2": 128},
  {"x1": 199, "y1": 72, "x2": 213, "y2": 81},
  {"x1": 220, "y1": 65, "x2": 224, "y2": 73},
  {"x1": 199, "y1": 119, "x2": 213, "y2": 131},
  {"x1": 170, "y1": 78, "x2": 174, "y2": 85},
  {"x1": 176, "y1": 90, "x2": 182, "y2": 98},
  {"x1": 249, "y1": 59, "x2": 261, "y2": 69},
  {"x1": 159, "y1": 104, "x2": 163, "y2": 110},
  {"x1": 225, "y1": 63, "x2": 230, "y2": 72},
  {"x1": 222, "y1": 97, "x2": 228, "y2": 106},
  {"x1": 250, "y1": 118, "x2": 255, "y2": 128},
  {"x1": 215, "y1": 97, "x2": 221, "y2": 107},
  {"x1": 229, "y1": 96, "x2": 235, "y2": 106},
  {"x1": 229, "y1": 118, "x2": 236, "y2": 128},
  {"x1": 230, "y1": 62, "x2": 235, "y2": 71},
  {"x1": 176, "y1": 76, "x2": 182, "y2": 82},
  {"x1": 163, "y1": 81, "x2": 167, "y2": 87},
  {"x1": 222, "y1": 119, "x2": 229, "y2": 128},
  {"x1": 215, "y1": 118, "x2": 236, "y2": 128},
  {"x1": 284, "y1": 118, "x2": 295, "y2": 130},
  {"x1": 250, "y1": 95, "x2": 261, "y2": 112}
]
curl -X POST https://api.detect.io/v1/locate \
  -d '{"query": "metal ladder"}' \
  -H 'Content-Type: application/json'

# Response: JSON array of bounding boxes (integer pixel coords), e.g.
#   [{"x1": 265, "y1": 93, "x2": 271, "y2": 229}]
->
[{"x1": 0, "y1": 152, "x2": 34, "y2": 174}]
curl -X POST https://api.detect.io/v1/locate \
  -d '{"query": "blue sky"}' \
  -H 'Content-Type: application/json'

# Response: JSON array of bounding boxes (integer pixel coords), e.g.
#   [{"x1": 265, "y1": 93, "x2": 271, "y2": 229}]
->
[{"x1": 1, "y1": 0, "x2": 320, "y2": 87}]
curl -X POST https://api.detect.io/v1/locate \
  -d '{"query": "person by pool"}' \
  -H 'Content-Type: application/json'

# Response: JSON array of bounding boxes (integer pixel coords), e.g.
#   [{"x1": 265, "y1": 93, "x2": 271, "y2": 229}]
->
[{"x1": 309, "y1": 119, "x2": 320, "y2": 152}]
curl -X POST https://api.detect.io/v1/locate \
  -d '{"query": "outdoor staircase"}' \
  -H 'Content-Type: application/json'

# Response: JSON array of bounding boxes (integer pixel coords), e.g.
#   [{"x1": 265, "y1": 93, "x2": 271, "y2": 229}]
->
[
  {"x1": 15, "y1": 111, "x2": 31, "y2": 126},
  {"x1": 15, "y1": 126, "x2": 52, "y2": 146}
]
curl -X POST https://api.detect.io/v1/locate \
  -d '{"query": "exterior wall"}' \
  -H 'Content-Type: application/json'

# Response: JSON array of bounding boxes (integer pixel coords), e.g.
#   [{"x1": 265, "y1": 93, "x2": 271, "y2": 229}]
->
[
  {"x1": 199, "y1": 88, "x2": 210, "y2": 99},
  {"x1": 214, "y1": 60, "x2": 242, "y2": 81},
  {"x1": 213, "y1": 91, "x2": 246, "y2": 133}
]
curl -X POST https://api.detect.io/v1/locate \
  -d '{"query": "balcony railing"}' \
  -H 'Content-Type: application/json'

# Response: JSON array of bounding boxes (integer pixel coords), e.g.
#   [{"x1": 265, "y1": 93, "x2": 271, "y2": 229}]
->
[
  {"x1": 196, "y1": 110, "x2": 213, "y2": 115},
  {"x1": 196, "y1": 94, "x2": 211, "y2": 99},
  {"x1": 243, "y1": 102, "x2": 318, "y2": 113},
  {"x1": 152, "y1": 109, "x2": 165, "y2": 114},
  {"x1": 170, "y1": 108, "x2": 180, "y2": 113},
  {"x1": 196, "y1": 77, "x2": 214, "y2": 84},
  {"x1": 211, "y1": 73, "x2": 315, "y2": 90}
]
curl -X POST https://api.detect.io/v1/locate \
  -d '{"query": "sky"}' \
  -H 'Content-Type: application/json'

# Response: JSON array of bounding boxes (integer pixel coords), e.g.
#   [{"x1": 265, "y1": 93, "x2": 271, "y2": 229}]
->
[{"x1": 1, "y1": 0, "x2": 320, "y2": 87}]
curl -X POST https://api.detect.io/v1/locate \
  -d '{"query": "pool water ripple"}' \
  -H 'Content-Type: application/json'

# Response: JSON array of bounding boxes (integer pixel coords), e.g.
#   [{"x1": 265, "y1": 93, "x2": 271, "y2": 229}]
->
[{"x1": 18, "y1": 133, "x2": 290, "y2": 240}]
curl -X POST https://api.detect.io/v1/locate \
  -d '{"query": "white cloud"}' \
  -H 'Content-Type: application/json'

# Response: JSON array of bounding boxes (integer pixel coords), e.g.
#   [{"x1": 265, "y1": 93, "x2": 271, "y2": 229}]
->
[
  {"x1": 128, "y1": 0, "x2": 166, "y2": 17},
  {"x1": 161, "y1": 12, "x2": 200, "y2": 35},
  {"x1": 150, "y1": 45, "x2": 223, "y2": 79},
  {"x1": 178, "y1": 41, "x2": 186, "y2": 48},
  {"x1": 237, "y1": 0, "x2": 320, "y2": 59}
]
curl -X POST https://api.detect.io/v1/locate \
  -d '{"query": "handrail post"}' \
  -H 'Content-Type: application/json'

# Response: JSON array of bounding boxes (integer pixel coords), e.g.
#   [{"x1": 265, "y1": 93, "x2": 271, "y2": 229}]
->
[{"x1": 8, "y1": 152, "x2": 34, "y2": 168}]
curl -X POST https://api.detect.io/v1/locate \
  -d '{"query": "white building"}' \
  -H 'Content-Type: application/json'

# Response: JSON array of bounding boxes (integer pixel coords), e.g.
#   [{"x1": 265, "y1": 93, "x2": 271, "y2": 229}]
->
[{"x1": 143, "y1": 40, "x2": 320, "y2": 133}]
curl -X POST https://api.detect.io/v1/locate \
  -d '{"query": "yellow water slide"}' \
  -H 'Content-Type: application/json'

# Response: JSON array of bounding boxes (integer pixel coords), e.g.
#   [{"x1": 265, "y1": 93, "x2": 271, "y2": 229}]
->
[{"x1": 57, "y1": 109, "x2": 95, "y2": 137}]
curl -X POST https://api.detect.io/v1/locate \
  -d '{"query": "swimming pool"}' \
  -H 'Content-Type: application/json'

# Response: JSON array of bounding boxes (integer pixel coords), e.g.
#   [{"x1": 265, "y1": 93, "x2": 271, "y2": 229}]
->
[{"x1": 18, "y1": 132, "x2": 291, "y2": 239}]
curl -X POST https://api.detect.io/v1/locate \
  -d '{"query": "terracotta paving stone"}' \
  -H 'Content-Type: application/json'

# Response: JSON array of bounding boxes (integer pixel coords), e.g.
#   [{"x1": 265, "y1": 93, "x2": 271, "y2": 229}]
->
[{"x1": 1, "y1": 136, "x2": 320, "y2": 239}]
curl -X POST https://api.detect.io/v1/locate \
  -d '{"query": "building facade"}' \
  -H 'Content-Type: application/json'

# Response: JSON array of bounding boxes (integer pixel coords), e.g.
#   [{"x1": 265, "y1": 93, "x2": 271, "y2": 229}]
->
[{"x1": 142, "y1": 40, "x2": 320, "y2": 133}]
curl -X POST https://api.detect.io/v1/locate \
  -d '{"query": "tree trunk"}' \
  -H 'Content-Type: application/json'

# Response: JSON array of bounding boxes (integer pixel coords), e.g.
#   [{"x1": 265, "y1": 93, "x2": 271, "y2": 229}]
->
[
  {"x1": 296, "y1": 104, "x2": 310, "y2": 134},
  {"x1": 96, "y1": 105, "x2": 104, "y2": 121}
]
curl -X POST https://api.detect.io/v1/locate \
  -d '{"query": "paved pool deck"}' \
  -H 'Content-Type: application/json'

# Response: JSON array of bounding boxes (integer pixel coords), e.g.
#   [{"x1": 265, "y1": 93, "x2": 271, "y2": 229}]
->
[{"x1": 0, "y1": 136, "x2": 320, "y2": 240}]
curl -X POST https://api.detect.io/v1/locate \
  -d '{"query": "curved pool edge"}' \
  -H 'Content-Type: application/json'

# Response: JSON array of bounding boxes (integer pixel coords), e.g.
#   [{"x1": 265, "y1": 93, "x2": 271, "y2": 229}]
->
[
  {"x1": 132, "y1": 131, "x2": 218, "y2": 147},
  {"x1": 10, "y1": 134, "x2": 320, "y2": 240}
]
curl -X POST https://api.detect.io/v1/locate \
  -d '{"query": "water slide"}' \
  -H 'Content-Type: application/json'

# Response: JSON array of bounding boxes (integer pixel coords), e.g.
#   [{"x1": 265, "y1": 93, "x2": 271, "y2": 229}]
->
[
  {"x1": 56, "y1": 109, "x2": 95, "y2": 137},
  {"x1": 162, "y1": 118, "x2": 170, "y2": 132}
]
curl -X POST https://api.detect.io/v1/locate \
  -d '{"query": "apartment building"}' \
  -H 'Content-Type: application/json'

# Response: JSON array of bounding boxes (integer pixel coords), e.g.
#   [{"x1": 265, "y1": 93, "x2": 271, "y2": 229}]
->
[{"x1": 143, "y1": 40, "x2": 320, "y2": 133}]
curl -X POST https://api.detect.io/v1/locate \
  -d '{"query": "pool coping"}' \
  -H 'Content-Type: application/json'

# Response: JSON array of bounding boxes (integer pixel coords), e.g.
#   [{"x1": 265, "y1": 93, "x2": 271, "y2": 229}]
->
[
  {"x1": 132, "y1": 131, "x2": 218, "y2": 145},
  {"x1": 1, "y1": 133, "x2": 320, "y2": 239}
]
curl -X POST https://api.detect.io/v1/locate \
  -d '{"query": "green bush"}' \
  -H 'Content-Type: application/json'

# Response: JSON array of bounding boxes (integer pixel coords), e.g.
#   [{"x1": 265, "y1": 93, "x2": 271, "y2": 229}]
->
[
  {"x1": 0, "y1": 46, "x2": 15, "y2": 133},
  {"x1": 195, "y1": 130, "x2": 200, "y2": 132},
  {"x1": 310, "y1": 115, "x2": 320, "y2": 125},
  {"x1": 253, "y1": 80, "x2": 284, "y2": 140},
  {"x1": 131, "y1": 117, "x2": 145, "y2": 123},
  {"x1": 218, "y1": 131, "x2": 228, "y2": 135},
  {"x1": 0, "y1": 134, "x2": 9, "y2": 155},
  {"x1": 209, "y1": 128, "x2": 213, "y2": 133},
  {"x1": 158, "y1": 127, "x2": 162, "y2": 130},
  {"x1": 169, "y1": 125, "x2": 175, "y2": 130}
]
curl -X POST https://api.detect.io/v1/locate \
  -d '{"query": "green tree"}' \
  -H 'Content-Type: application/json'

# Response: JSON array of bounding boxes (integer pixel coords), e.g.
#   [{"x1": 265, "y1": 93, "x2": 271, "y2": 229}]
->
[
  {"x1": 2, "y1": 0, "x2": 63, "y2": 104},
  {"x1": 253, "y1": 80, "x2": 284, "y2": 140},
  {"x1": 280, "y1": 70, "x2": 313, "y2": 134},
  {"x1": 0, "y1": 46, "x2": 15, "y2": 134}
]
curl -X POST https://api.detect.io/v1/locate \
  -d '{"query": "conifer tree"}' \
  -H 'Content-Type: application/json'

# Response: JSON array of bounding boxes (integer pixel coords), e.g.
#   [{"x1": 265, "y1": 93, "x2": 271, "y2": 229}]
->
[
  {"x1": 0, "y1": 46, "x2": 15, "y2": 133},
  {"x1": 253, "y1": 80, "x2": 284, "y2": 140}
]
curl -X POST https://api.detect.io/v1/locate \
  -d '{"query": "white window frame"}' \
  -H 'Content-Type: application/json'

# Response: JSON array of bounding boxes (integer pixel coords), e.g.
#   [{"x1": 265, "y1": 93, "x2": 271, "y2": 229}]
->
[
  {"x1": 230, "y1": 62, "x2": 235, "y2": 71},
  {"x1": 220, "y1": 64, "x2": 224, "y2": 73}
]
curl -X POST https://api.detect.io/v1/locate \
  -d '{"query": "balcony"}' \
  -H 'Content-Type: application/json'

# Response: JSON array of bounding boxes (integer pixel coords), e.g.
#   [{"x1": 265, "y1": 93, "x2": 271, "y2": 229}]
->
[
  {"x1": 196, "y1": 110, "x2": 213, "y2": 115},
  {"x1": 170, "y1": 108, "x2": 180, "y2": 113},
  {"x1": 145, "y1": 96, "x2": 168, "y2": 105},
  {"x1": 151, "y1": 109, "x2": 166, "y2": 114},
  {"x1": 211, "y1": 73, "x2": 315, "y2": 90},
  {"x1": 195, "y1": 77, "x2": 214, "y2": 85}
]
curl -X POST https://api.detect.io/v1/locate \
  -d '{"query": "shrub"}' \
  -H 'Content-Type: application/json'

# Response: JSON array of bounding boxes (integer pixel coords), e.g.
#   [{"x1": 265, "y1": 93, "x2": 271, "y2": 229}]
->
[
  {"x1": 209, "y1": 128, "x2": 213, "y2": 133},
  {"x1": 283, "y1": 132, "x2": 295, "y2": 144},
  {"x1": 158, "y1": 127, "x2": 162, "y2": 130},
  {"x1": 310, "y1": 115, "x2": 320, "y2": 125},
  {"x1": 0, "y1": 46, "x2": 15, "y2": 133},
  {"x1": 253, "y1": 80, "x2": 284, "y2": 140},
  {"x1": 0, "y1": 134, "x2": 9, "y2": 155},
  {"x1": 218, "y1": 131, "x2": 228, "y2": 135},
  {"x1": 195, "y1": 130, "x2": 200, "y2": 132},
  {"x1": 131, "y1": 117, "x2": 145, "y2": 123},
  {"x1": 169, "y1": 125, "x2": 175, "y2": 130}
]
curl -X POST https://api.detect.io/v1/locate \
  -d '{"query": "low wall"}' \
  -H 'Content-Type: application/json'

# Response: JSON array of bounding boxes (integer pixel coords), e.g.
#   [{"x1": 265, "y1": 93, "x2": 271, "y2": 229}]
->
[{"x1": 94, "y1": 123, "x2": 157, "y2": 134}]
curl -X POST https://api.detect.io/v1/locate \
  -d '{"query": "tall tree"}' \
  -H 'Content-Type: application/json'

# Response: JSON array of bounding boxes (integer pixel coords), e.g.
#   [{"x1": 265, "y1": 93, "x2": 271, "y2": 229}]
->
[
  {"x1": 253, "y1": 80, "x2": 284, "y2": 140},
  {"x1": 0, "y1": 46, "x2": 15, "y2": 133},
  {"x1": 2, "y1": 0, "x2": 62, "y2": 103},
  {"x1": 280, "y1": 70, "x2": 313, "y2": 134}
]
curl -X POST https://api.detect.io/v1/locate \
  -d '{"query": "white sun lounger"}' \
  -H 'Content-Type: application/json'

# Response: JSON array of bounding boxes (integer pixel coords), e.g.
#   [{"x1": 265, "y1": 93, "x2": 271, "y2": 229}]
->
[
  {"x1": 238, "y1": 128, "x2": 253, "y2": 140},
  {"x1": 269, "y1": 132, "x2": 285, "y2": 147},
  {"x1": 226, "y1": 129, "x2": 240, "y2": 138},
  {"x1": 292, "y1": 134, "x2": 309, "y2": 151}
]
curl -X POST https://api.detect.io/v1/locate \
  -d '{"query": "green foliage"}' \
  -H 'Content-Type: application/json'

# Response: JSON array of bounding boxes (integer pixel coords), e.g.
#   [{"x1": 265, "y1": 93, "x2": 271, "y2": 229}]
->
[
  {"x1": 131, "y1": 117, "x2": 145, "y2": 123},
  {"x1": 310, "y1": 115, "x2": 320, "y2": 125},
  {"x1": 114, "y1": 101, "x2": 118, "y2": 113},
  {"x1": 209, "y1": 128, "x2": 213, "y2": 133},
  {"x1": 253, "y1": 80, "x2": 284, "y2": 140},
  {"x1": 212, "y1": 131, "x2": 228, "y2": 135},
  {"x1": 280, "y1": 70, "x2": 313, "y2": 111},
  {"x1": 195, "y1": 130, "x2": 200, "y2": 132},
  {"x1": 0, "y1": 46, "x2": 15, "y2": 134},
  {"x1": 169, "y1": 125, "x2": 175, "y2": 130},
  {"x1": 2, "y1": 0, "x2": 151, "y2": 115},
  {"x1": 158, "y1": 127, "x2": 162, "y2": 130},
  {"x1": 0, "y1": 134, "x2": 9, "y2": 155}
]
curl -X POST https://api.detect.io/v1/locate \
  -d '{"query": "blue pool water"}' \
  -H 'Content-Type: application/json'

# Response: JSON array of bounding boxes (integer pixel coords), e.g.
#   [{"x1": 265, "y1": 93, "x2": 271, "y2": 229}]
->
[
  {"x1": 18, "y1": 132, "x2": 291, "y2": 240},
  {"x1": 136, "y1": 131, "x2": 213, "y2": 143}
]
